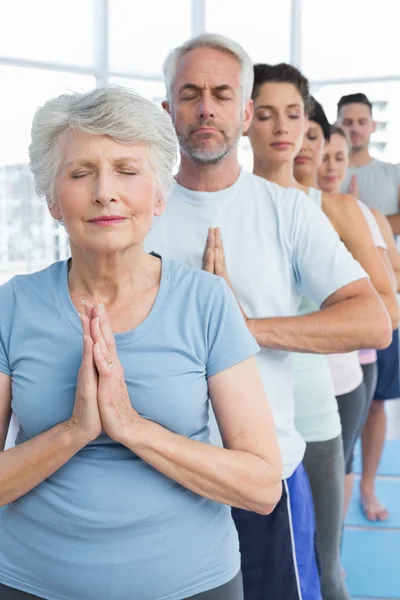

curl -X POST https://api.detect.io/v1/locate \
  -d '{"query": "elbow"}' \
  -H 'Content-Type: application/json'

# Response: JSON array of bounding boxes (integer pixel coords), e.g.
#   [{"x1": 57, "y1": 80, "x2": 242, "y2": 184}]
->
[
  {"x1": 245, "y1": 475, "x2": 283, "y2": 516},
  {"x1": 373, "y1": 312, "x2": 393, "y2": 350},
  {"x1": 384, "y1": 295, "x2": 400, "y2": 331},
  {"x1": 253, "y1": 480, "x2": 283, "y2": 515},
  {"x1": 390, "y1": 304, "x2": 400, "y2": 331}
]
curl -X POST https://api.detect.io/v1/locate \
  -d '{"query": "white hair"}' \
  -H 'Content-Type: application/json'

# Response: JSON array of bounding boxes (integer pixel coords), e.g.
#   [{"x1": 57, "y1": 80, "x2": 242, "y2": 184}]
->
[
  {"x1": 163, "y1": 33, "x2": 254, "y2": 108},
  {"x1": 29, "y1": 85, "x2": 178, "y2": 206}
]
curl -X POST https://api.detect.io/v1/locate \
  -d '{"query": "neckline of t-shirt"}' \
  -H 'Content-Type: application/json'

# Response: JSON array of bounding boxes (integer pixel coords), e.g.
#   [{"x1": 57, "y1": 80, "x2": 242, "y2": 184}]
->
[
  {"x1": 57, "y1": 255, "x2": 173, "y2": 346},
  {"x1": 172, "y1": 168, "x2": 246, "y2": 202}
]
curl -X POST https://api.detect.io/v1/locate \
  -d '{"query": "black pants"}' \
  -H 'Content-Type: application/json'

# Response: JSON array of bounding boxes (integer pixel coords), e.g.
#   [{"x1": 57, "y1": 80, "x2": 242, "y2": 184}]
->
[{"x1": 0, "y1": 573, "x2": 243, "y2": 600}]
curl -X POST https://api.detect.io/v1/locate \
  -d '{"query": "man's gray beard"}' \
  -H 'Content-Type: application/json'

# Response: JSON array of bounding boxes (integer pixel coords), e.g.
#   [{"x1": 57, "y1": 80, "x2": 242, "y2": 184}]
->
[{"x1": 176, "y1": 125, "x2": 242, "y2": 165}]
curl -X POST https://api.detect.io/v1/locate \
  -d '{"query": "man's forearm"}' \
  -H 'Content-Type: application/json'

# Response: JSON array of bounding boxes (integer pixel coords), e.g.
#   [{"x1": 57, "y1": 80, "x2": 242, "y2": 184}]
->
[
  {"x1": 247, "y1": 294, "x2": 391, "y2": 353},
  {"x1": 387, "y1": 213, "x2": 400, "y2": 236}
]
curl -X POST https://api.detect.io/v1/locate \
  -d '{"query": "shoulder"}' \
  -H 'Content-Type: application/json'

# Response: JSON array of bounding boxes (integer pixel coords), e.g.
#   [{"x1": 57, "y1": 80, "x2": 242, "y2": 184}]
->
[
  {"x1": 323, "y1": 192, "x2": 366, "y2": 230},
  {"x1": 323, "y1": 192, "x2": 358, "y2": 215},
  {"x1": 0, "y1": 261, "x2": 62, "y2": 306},
  {"x1": 242, "y1": 171, "x2": 307, "y2": 208},
  {"x1": 373, "y1": 158, "x2": 400, "y2": 173},
  {"x1": 169, "y1": 259, "x2": 225, "y2": 299},
  {"x1": 0, "y1": 277, "x2": 16, "y2": 310}
]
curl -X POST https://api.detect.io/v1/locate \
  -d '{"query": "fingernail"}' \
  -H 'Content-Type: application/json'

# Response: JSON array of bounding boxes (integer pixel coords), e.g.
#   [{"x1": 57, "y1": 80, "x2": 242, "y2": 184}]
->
[
  {"x1": 82, "y1": 300, "x2": 86, "y2": 305},
  {"x1": 96, "y1": 317, "x2": 100, "y2": 325},
  {"x1": 98, "y1": 303, "x2": 104, "y2": 313}
]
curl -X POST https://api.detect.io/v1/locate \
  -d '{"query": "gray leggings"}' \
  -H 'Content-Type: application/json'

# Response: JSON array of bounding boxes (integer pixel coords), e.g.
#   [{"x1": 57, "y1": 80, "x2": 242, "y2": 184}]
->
[
  {"x1": 0, "y1": 573, "x2": 243, "y2": 600},
  {"x1": 303, "y1": 435, "x2": 351, "y2": 600},
  {"x1": 337, "y1": 362, "x2": 377, "y2": 474}
]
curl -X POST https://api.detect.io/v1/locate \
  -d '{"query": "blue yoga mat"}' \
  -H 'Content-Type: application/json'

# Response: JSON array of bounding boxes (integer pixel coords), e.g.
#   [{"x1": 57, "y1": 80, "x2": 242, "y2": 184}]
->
[
  {"x1": 345, "y1": 479, "x2": 400, "y2": 528},
  {"x1": 342, "y1": 529, "x2": 400, "y2": 597},
  {"x1": 354, "y1": 439, "x2": 400, "y2": 476}
]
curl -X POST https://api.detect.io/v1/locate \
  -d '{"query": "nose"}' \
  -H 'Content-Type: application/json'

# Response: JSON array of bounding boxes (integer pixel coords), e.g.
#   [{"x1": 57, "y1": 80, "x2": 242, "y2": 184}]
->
[
  {"x1": 196, "y1": 92, "x2": 215, "y2": 121},
  {"x1": 326, "y1": 156, "x2": 335, "y2": 170},
  {"x1": 93, "y1": 172, "x2": 118, "y2": 205},
  {"x1": 273, "y1": 116, "x2": 289, "y2": 135}
]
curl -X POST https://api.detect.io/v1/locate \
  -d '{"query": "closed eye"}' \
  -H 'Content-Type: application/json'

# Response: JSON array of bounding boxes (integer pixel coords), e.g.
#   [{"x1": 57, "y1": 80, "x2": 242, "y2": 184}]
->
[{"x1": 71, "y1": 172, "x2": 91, "y2": 179}]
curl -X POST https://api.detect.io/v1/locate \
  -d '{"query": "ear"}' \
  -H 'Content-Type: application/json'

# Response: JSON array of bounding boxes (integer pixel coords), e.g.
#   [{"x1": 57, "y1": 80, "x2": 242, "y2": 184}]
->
[
  {"x1": 154, "y1": 197, "x2": 166, "y2": 218},
  {"x1": 372, "y1": 120, "x2": 377, "y2": 134},
  {"x1": 162, "y1": 100, "x2": 171, "y2": 116},
  {"x1": 47, "y1": 197, "x2": 62, "y2": 221},
  {"x1": 242, "y1": 99, "x2": 254, "y2": 136}
]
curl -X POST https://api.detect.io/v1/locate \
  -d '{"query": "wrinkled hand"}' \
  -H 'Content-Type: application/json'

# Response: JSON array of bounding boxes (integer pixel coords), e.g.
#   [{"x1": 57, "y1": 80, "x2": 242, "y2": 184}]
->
[
  {"x1": 89, "y1": 303, "x2": 142, "y2": 443},
  {"x1": 202, "y1": 227, "x2": 249, "y2": 322},
  {"x1": 68, "y1": 309, "x2": 102, "y2": 443}
]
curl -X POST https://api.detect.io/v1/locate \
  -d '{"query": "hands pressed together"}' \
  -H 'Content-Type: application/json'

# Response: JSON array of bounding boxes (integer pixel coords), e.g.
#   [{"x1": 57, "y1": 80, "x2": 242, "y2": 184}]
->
[
  {"x1": 69, "y1": 227, "x2": 248, "y2": 446},
  {"x1": 203, "y1": 227, "x2": 249, "y2": 322},
  {"x1": 68, "y1": 303, "x2": 141, "y2": 445}
]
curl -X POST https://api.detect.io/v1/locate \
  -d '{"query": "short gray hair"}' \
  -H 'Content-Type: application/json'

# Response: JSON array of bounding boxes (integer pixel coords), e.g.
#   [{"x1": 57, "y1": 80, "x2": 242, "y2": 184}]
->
[
  {"x1": 29, "y1": 86, "x2": 178, "y2": 206},
  {"x1": 163, "y1": 33, "x2": 254, "y2": 108}
]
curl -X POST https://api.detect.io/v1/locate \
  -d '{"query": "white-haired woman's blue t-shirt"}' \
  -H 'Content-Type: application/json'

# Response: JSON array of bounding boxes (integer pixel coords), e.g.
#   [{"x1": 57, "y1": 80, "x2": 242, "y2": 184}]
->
[{"x1": 0, "y1": 257, "x2": 259, "y2": 600}]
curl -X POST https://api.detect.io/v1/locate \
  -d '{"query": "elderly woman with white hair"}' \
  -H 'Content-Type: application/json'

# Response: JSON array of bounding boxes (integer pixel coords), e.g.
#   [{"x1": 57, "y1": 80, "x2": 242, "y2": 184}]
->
[{"x1": 0, "y1": 86, "x2": 282, "y2": 600}]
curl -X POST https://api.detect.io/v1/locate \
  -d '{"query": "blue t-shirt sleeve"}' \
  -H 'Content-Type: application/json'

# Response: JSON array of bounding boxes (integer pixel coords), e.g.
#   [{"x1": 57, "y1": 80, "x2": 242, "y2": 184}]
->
[
  {"x1": 290, "y1": 193, "x2": 367, "y2": 307},
  {"x1": 206, "y1": 277, "x2": 259, "y2": 378},
  {"x1": 0, "y1": 279, "x2": 15, "y2": 376}
]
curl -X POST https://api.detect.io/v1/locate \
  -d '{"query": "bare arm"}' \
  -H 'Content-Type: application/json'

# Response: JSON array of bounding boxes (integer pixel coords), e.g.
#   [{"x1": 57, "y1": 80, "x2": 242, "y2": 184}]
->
[
  {"x1": 0, "y1": 371, "x2": 86, "y2": 507},
  {"x1": 325, "y1": 194, "x2": 399, "y2": 329},
  {"x1": 120, "y1": 358, "x2": 283, "y2": 515},
  {"x1": 248, "y1": 278, "x2": 390, "y2": 353},
  {"x1": 0, "y1": 325, "x2": 101, "y2": 507},
  {"x1": 371, "y1": 208, "x2": 400, "y2": 293}
]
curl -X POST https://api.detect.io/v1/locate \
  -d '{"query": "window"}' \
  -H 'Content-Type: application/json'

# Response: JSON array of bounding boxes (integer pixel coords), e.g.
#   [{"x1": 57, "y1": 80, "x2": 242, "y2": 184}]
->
[
  {"x1": 312, "y1": 80, "x2": 400, "y2": 162},
  {"x1": 302, "y1": 0, "x2": 400, "y2": 81},
  {"x1": 108, "y1": 77, "x2": 166, "y2": 103},
  {"x1": 206, "y1": 0, "x2": 291, "y2": 64},
  {"x1": 0, "y1": 0, "x2": 96, "y2": 67},
  {"x1": 0, "y1": 68, "x2": 94, "y2": 280},
  {"x1": 109, "y1": 0, "x2": 191, "y2": 76}
]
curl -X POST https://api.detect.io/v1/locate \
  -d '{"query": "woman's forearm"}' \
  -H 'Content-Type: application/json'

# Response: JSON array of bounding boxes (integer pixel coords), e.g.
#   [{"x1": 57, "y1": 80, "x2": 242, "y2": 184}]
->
[
  {"x1": 122, "y1": 419, "x2": 282, "y2": 515},
  {"x1": 0, "y1": 422, "x2": 86, "y2": 507}
]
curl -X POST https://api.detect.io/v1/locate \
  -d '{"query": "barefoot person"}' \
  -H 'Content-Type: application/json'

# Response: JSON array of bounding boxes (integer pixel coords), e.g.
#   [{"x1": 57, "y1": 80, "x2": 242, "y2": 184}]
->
[
  {"x1": 247, "y1": 63, "x2": 396, "y2": 600},
  {"x1": 318, "y1": 123, "x2": 399, "y2": 520},
  {"x1": 337, "y1": 93, "x2": 400, "y2": 521}
]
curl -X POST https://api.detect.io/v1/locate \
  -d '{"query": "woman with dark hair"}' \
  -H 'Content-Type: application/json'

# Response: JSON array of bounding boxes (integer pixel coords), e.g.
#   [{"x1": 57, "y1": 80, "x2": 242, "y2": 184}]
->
[{"x1": 247, "y1": 65, "x2": 397, "y2": 600}]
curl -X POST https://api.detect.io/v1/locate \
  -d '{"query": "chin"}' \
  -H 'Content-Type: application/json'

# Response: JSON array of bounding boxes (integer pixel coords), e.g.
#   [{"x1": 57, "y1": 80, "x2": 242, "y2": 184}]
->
[
  {"x1": 71, "y1": 234, "x2": 143, "y2": 256},
  {"x1": 294, "y1": 163, "x2": 312, "y2": 180}
]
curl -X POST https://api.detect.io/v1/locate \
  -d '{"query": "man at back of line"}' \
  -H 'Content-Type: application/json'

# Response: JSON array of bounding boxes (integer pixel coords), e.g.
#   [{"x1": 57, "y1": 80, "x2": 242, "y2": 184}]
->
[
  {"x1": 145, "y1": 34, "x2": 391, "y2": 600},
  {"x1": 337, "y1": 93, "x2": 400, "y2": 522}
]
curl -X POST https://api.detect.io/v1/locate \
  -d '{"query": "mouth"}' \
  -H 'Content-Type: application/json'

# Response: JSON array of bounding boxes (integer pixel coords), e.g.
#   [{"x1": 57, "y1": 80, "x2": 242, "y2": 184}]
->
[
  {"x1": 271, "y1": 142, "x2": 293, "y2": 150},
  {"x1": 323, "y1": 176, "x2": 337, "y2": 182},
  {"x1": 192, "y1": 127, "x2": 220, "y2": 135},
  {"x1": 294, "y1": 155, "x2": 311, "y2": 164},
  {"x1": 88, "y1": 216, "x2": 127, "y2": 226}
]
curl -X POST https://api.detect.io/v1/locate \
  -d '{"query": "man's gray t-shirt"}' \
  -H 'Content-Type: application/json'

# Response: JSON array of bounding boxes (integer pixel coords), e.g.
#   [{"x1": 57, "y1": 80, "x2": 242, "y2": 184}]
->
[{"x1": 341, "y1": 158, "x2": 400, "y2": 215}]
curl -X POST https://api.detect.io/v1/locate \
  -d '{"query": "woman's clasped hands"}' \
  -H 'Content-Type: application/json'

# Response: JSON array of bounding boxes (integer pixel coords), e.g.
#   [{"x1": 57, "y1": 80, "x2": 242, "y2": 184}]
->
[{"x1": 68, "y1": 303, "x2": 141, "y2": 445}]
